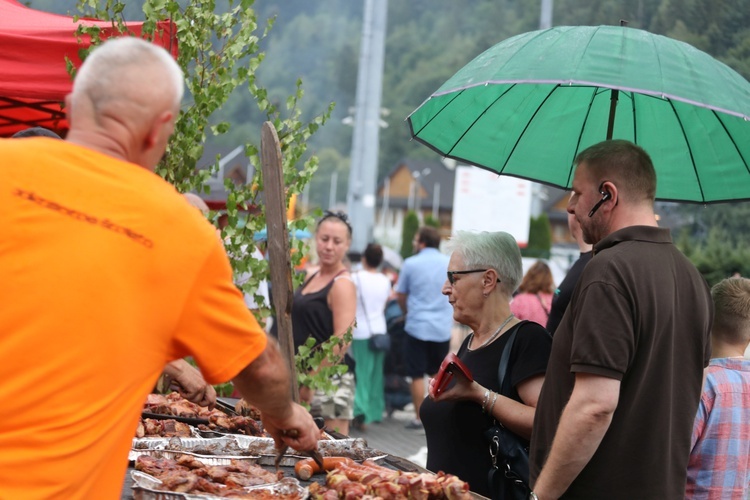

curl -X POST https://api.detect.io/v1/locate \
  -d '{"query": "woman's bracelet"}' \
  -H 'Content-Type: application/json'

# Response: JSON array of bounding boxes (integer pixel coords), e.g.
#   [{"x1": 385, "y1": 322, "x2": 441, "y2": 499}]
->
[
  {"x1": 481, "y1": 389, "x2": 491, "y2": 412},
  {"x1": 488, "y1": 391, "x2": 499, "y2": 415}
]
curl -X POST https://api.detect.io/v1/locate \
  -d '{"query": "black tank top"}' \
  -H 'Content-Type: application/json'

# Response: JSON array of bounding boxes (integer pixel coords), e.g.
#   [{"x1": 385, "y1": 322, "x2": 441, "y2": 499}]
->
[
  {"x1": 292, "y1": 271, "x2": 339, "y2": 350},
  {"x1": 291, "y1": 270, "x2": 355, "y2": 371}
]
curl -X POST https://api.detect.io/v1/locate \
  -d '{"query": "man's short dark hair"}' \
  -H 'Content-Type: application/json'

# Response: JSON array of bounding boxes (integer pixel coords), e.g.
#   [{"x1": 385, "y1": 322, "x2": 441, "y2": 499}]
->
[
  {"x1": 363, "y1": 243, "x2": 383, "y2": 268},
  {"x1": 12, "y1": 127, "x2": 62, "y2": 139},
  {"x1": 417, "y1": 226, "x2": 441, "y2": 248},
  {"x1": 575, "y1": 139, "x2": 657, "y2": 203}
]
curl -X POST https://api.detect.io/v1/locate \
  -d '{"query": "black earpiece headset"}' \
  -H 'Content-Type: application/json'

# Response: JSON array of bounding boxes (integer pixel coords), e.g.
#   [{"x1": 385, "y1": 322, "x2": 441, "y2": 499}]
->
[{"x1": 588, "y1": 181, "x2": 612, "y2": 217}]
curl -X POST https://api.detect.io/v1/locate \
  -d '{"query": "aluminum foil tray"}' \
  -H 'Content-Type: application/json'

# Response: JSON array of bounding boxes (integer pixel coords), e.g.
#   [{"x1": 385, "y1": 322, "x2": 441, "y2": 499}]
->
[
  {"x1": 234, "y1": 436, "x2": 384, "y2": 462},
  {"x1": 129, "y1": 448, "x2": 260, "y2": 466},
  {"x1": 131, "y1": 470, "x2": 307, "y2": 500},
  {"x1": 132, "y1": 436, "x2": 237, "y2": 451},
  {"x1": 130, "y1": 437, "x2": 259, "y2": 464}
]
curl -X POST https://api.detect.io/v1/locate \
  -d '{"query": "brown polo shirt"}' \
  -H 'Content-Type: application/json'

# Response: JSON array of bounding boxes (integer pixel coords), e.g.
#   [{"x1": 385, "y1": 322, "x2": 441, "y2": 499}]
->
[{"x1": 530, "y1": 226, "x2": 712, "y2": 499}]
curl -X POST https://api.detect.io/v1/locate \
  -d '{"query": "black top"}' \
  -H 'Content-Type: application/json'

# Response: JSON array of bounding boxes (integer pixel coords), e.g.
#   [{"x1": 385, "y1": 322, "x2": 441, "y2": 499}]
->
[
  {"x1": 292, "y1": 271, "x2": 355, "y2": 370},
  {"x1": 546, "y1": 251, "x2": 592, "y2": 335},
  {"x1": 421, "y1": 321, "x2": 552, "y2": 497},
  {"x1": 292, "y1": 272, "x2": 337, "y2": 350}
]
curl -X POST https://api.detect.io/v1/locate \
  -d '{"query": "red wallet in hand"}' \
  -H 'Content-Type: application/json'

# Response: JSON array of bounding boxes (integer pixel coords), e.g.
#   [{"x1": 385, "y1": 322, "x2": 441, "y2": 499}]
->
[{"x1": 433, "y1": 352, "x2": 473, "y2": 396}]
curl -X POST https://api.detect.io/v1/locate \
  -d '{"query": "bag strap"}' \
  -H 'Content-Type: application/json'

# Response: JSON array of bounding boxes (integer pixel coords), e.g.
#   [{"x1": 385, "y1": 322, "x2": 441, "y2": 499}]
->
[
  {"x1": 536, "y1": 293, "x2": 550, "y2": 317},
  {"x1": 497, "y1": 321, "x2": 528, "y2": 396},
  {"x1": 355, "y1": 272, "x2": 374, "y2": 334}
]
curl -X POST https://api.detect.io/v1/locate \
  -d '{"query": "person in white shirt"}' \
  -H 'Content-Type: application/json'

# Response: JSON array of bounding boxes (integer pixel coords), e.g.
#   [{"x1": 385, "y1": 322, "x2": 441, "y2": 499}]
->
[{"x1": 351, "y1": 243, "x2": 393, "y2": 430}]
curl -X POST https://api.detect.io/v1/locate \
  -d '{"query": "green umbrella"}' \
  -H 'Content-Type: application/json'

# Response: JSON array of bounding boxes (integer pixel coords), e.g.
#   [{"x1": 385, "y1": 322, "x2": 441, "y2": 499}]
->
[{"x1": 408, "y1": 25, "x2": 750, "y2": 204}]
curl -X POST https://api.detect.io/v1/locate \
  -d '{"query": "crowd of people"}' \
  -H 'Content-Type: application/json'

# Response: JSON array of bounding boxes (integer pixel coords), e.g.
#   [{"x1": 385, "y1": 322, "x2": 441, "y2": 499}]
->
[{"x1": 2, "y1": 37, "x2": 748, "y2": 500}]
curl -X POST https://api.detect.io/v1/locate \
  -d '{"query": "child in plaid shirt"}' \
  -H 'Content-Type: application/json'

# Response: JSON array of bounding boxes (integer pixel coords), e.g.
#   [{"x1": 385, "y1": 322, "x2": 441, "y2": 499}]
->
[{"x1": 686, "y1": 277, "x2": 750, "y2": 499}]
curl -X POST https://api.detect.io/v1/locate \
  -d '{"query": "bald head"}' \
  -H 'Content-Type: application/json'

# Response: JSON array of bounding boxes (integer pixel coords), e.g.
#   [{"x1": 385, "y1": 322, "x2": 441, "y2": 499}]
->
[
  {"x1": 72, "y1": 37, "x2": 183, "y2": 109},
  {"x1": 183, "y1": 193, "x2": 210, "y2": 214},
  {"x1": 67, "y1": 37, "x2": 184, "y2": 170}
]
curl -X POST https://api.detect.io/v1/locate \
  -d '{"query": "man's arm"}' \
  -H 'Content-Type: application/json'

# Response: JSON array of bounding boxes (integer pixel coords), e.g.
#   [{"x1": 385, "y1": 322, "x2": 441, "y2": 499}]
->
[
  {"x1": 232, "y1": 337, "x2": 319, "y2": 452},
  {"x1": 533, "y1": 373, "x2": 620, "y2": 499},
  {"x1": 163, "y1": 359, "x2": 216, "y2": 409},
  {"x1": 396, "y1": 292, "x2": 408, "y2": 315}
]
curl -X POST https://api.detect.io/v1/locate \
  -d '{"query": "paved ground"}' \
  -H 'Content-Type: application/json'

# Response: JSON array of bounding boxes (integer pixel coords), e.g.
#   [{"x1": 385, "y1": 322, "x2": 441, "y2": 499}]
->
[{"x1": 348, "y1": 403, "x2": 428, "y2": 468}]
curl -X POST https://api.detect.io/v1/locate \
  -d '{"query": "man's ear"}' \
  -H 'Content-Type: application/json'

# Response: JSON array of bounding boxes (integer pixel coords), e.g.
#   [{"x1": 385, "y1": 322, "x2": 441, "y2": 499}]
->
[
  {"x1": 601, "y1": 180, "x2": 618, "y2": 207},
  {"x1": 144, "y1": 110, "x2": 174, "y2": 149}
]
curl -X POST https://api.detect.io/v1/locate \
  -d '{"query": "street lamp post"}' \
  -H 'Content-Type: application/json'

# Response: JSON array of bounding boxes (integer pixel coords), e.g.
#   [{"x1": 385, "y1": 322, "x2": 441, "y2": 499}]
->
[
  {"x1": 432, "y1": 182, "x2": 440, "y2": 221},
  {"x1": 410, "y1": 168, "x2": 431, "y2": 220},
  {"x1": 345, "y1": 0, "x2": 388, "y2": 253}
]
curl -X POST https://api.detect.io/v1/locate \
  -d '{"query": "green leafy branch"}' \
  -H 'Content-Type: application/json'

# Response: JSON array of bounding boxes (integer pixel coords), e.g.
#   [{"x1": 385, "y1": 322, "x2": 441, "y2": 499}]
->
[{"x1": 295, "y1": 328, "x2": 353, "y2": 400}]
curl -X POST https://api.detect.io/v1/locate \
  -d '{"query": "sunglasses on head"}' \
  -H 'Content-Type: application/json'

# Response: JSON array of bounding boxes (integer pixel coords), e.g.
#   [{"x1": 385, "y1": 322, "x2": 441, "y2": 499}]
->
[
  {"x1": 446, "y1": 269, "x2": 502, "y2": 285},
  {"x1": 320, "y1": 210, "x2": 352, "y2": 233}
]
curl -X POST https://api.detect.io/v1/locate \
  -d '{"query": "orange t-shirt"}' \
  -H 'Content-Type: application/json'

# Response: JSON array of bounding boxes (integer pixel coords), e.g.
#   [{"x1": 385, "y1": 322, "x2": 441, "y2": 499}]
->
[{"x1": 0, "y1": 138, "x2": 268, "y2": 498}]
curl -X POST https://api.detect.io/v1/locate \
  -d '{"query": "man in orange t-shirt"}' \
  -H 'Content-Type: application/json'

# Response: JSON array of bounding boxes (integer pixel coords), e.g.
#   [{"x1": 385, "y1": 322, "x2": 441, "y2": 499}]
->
[{"x1": 0, "y1": 38, "x2": 318, "y2": 499}]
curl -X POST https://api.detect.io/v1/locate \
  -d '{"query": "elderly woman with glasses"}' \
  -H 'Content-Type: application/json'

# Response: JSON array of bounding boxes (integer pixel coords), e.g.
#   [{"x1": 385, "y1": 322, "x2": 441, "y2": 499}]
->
[{"x1": 421, "y1": 231, "x2": 552, "y2": 499}]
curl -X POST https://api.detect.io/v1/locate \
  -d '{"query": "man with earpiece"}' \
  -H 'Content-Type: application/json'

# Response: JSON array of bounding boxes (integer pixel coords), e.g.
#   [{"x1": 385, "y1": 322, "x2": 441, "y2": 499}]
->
[{"x1": 528, "y1": 140, "x2": 713, "y2": 500}]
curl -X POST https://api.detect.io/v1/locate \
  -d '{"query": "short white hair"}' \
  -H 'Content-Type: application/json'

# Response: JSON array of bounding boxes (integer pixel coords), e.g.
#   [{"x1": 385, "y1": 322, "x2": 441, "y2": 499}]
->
[
  {"x1": 445, "y1": 231, "x2": 523, "y2": 295},
  {"x1": 73, "y1": 37, "x2": 184, "y2": 107}
]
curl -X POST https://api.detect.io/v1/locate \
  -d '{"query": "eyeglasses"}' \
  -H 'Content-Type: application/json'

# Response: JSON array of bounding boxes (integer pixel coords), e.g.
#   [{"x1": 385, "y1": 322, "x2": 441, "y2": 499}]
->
[{"x1": 446, "y1": 269, "x2": 502, "y2": 285}]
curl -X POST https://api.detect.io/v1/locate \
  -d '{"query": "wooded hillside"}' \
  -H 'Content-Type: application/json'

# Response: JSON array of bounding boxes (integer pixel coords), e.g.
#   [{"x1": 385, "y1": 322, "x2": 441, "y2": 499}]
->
[{"x1": 25, "y1": 0, "x2": 750, "y2": 211}]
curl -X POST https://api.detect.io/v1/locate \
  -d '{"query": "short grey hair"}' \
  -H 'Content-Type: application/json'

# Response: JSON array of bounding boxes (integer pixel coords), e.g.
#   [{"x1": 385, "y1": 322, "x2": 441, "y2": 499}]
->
[
  {"x1": 73, "y1": 37, "x2": 184, "y2": 108},
  {"x1": 445, "y1": 231, "x2": 523, "y2": 295}
]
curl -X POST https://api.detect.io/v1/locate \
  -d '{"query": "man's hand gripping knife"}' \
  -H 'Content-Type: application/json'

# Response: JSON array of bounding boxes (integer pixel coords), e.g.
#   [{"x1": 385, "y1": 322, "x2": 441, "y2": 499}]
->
[{"x1": 231, "y1": 337, "x2": 321, "y2": 456}]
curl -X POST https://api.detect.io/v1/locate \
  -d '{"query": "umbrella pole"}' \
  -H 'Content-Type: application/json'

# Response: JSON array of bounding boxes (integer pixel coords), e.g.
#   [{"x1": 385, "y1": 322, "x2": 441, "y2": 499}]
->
[{"x1": 606, "y1": 89, "x2": 619, "y2": 140}]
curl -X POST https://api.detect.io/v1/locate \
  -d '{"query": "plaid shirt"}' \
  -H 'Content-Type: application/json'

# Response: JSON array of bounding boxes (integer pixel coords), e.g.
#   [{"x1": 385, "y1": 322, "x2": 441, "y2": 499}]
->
[{"x1": 686, "y1": 357, "x2": 750, "y2": 499}]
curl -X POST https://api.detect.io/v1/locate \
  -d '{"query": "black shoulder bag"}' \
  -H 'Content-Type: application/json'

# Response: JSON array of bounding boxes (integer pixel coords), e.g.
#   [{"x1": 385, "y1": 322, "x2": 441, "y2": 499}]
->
[{"x1": 484, "y1": 323, "x2": 531, "y2": 500}]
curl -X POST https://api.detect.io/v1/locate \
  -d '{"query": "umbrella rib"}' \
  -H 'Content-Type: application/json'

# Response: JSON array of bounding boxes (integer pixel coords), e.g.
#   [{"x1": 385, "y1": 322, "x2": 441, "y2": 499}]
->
[
  {"x1": 444, "y1": 85, "x2": 516, "y2": 159},
  {"x1": 647, "y1": 30, "x2": 666, "y2": 102},
  {"x1": 497, "y1": 84, "x2": 561, "y2": 174},
  {"x1": 668, "y1": 100, "x2": 706, "y2": 203},
  {"x1": 564, "y1": 86, "x2": 600, "y2": 188},
  {"x1": 407, "y1": 90, "x2": 465, "y2": 139},
  {"x1": 630, "y1": 92, "x2": 637, "y2": 144},
  {"x1": 712, "y1": 109, "x2": 750, "y2": 176}
]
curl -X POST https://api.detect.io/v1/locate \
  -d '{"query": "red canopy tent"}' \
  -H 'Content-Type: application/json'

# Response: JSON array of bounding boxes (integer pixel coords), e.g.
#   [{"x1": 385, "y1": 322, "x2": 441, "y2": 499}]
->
[{"x1": 0, "y1": 0, "x2": 177, "y2": 137}]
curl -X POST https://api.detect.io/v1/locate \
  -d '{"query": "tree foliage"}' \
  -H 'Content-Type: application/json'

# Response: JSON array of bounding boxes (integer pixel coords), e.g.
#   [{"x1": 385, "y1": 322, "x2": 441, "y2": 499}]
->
[
  {"x1": 400, "y1": 210, "x2": 419, "y2": 259},
  {"x1": 31, "y1": 0, "x2": 750, "y2": 211},
  {"x1": 674, "y1": 203, "x2": 750, "y2": 284},
  {"x1": 523, "y1": 214, "x2": 552, "y2": 259},
  {"x1": 423, "y1": 214, "x2": 440, "y2": 229},
  {"x1": 34, "y1": 0, "x2": 750, "y2": 269}
]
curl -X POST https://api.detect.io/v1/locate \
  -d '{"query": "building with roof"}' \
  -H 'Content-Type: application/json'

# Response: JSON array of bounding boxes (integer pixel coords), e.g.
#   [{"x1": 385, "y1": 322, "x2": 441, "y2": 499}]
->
[
  {"x1": 197, "y1": 144, "x2": 257, "y2": 210},
  {"x1": 373, "y1": 158, "x2": 455, "y2": 250}
]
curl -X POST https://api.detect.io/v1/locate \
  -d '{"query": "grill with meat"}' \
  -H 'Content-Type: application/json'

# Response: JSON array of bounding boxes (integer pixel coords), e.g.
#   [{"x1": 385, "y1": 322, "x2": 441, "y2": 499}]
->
[
  {"x1": 144, "y1": 392, "x2": 266, "y2": 436},
  {"x1": 135, "y1": 418, "x2": 193, "y2": 438},
  {"x1": 307, "y1": 459, "x2": 472, "y2": 499},
  {"x1": 135, "y1": 455, "x2": 287, "y2": 497}
]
